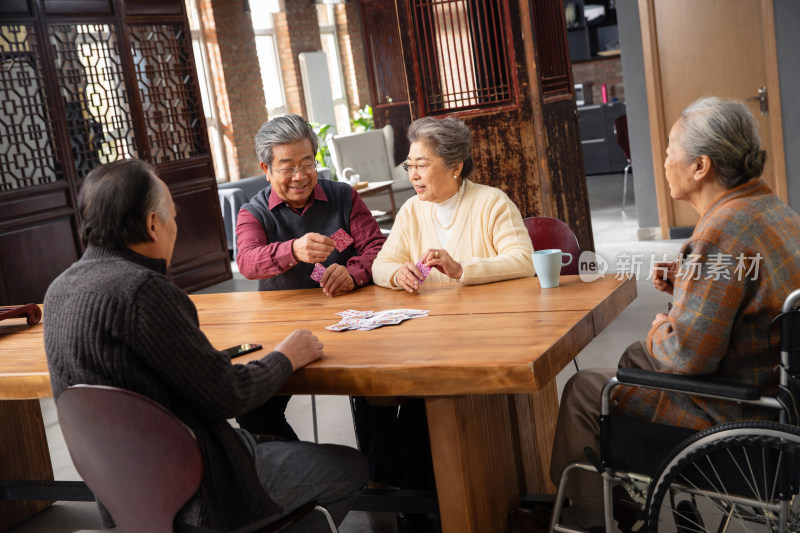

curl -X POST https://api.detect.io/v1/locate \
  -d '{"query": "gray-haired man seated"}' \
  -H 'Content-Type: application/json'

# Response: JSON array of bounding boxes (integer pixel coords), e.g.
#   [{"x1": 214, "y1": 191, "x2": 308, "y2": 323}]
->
[{"x1": 44, "y1": 159, "x2": 366, "y2": 532}]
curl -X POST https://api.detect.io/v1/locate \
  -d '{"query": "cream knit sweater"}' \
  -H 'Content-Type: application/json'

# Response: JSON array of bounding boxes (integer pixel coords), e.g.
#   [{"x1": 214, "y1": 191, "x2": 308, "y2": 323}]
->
[{"x1": 373, "y1": 180, "x2": 535, "y2": 288}]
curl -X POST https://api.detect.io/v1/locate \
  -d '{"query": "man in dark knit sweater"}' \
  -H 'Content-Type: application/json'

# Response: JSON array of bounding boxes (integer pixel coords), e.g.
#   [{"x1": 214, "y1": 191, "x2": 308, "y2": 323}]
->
[
  {"x1": 234, "y1": 114, "x2": 387, "y2": 442},
  {"x1": 44, "y1": 159, "x2": 366, "y2": 532}
]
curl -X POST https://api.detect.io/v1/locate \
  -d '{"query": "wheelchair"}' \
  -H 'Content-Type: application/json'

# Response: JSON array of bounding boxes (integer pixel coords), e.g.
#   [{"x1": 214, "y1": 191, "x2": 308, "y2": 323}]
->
[{"x1": 551, "y1": 288, "x2": 800, "y2": 533}]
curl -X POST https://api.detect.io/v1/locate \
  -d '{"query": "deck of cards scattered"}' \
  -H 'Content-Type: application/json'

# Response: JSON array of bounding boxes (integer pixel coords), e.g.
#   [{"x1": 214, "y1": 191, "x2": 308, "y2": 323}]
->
[{"x1": 326, "y1": 309, "x2": 430, "y2": 331}]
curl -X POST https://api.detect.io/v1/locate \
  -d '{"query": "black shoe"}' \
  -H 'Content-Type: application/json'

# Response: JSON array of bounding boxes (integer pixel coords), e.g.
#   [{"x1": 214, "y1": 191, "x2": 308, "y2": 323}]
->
[
  {"x1": 251, "y1": 433, "x2": 291, "y2": 444},
  {"x1": 396, "y1": 512, "x2": 429, "y2": 532},
  {"x1": 508, "y1": 507, "x2": 549, "y2": 533}
]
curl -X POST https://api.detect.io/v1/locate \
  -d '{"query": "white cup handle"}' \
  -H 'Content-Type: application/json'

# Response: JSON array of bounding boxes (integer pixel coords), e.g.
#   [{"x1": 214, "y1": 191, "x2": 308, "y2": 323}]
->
[{"x1": 561, "y1": 252, "x2": 573, "y2": 266}]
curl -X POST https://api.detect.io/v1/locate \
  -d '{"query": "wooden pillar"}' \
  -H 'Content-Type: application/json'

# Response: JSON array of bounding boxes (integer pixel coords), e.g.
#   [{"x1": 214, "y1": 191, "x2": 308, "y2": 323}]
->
[
  {"x1": 272, "y1": 3, "x2": 323, "y2": 118},
  {"x1": 202, "y1": 0, "x2": 268, "y2": 180}
]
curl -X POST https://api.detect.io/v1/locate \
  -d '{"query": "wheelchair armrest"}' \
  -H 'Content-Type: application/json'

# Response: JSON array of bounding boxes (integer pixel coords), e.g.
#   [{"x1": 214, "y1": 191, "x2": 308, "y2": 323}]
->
[{"x1": 616, "y1": 368, "x2": 762, "y2": 401}]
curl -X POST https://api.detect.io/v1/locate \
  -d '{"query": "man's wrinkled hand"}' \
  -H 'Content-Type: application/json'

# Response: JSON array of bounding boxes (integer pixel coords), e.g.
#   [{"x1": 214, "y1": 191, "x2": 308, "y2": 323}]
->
[
  {"x1": 274, "y1": 329, "x2": 324, "y2": 371},
  {"x1": 320, "y1": 263, "x2": 355, "y2": 297},
  {"x1": 292, "y1": 233, "x2": 335, "y2": 264}
]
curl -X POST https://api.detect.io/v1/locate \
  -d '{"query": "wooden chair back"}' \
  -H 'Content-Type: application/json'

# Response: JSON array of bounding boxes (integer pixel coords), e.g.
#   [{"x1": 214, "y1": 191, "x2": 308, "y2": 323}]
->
[{"x1": 57, "y1": 385, "x2": 203, "y2": 533}]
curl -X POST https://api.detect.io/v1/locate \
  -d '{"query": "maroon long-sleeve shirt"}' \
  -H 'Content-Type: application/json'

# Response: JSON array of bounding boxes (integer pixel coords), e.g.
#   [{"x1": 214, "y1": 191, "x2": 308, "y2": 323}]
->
[{"x1": 236, "y1": 184, "x2": 386, "y2": 288}]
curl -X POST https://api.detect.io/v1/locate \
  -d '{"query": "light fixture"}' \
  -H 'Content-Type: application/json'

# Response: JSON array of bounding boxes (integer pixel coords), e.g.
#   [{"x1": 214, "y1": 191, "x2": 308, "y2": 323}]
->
[{"x1": 311, "y1": 0, "x2": 349, "y2": 4}]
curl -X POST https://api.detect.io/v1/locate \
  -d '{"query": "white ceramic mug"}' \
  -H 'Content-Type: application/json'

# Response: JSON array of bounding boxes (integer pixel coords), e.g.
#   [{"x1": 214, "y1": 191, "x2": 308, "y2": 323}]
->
[{"x1": 532, "y1": 249, "x2": 573, "y2": 288}]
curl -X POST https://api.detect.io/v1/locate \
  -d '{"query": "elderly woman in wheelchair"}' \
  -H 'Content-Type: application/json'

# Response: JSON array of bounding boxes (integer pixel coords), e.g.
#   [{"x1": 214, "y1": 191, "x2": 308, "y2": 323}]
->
[{"x1": 540, "y1": 97, "x2": 800, "y2": 533}]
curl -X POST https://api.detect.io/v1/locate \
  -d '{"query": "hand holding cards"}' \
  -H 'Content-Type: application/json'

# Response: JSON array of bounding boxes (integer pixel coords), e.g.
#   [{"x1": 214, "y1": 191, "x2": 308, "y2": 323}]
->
[
  {"x1": 309, "y1": 228, "x2": 354, "y2": 284},
  {"x1": 415, "y1": 259, "x2": 432, "y2": 283}
]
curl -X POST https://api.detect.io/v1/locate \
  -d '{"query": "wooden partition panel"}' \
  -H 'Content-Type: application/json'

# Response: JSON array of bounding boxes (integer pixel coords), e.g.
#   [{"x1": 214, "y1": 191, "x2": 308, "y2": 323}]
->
[
  {"x1": 0, "y1": 0, "x2": 229, "y2": 306},
  {"x1": 361, "y1": 0, "x2": 412, "y2": 165}
]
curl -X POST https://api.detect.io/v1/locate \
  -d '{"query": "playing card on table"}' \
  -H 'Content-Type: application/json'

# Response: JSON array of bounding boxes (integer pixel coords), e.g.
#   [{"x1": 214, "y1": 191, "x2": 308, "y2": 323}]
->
[
  {"x1": 393, "y1": 309, "x2": 430, "y2": 318},
  {"x1": 415, "y1": 259, "x2": 432, "y2": 282},
  {"x1": 326, "y1": 321, "x2": 353, "y2": 331},
  {"x1": 310, "y1": 263, "x2": 325, "y2": 282},
  {"x1": 331, "y1": 228, "x2": 354, "y2": 252},
  {"x1": 327, "y1": 308, "x2": 429, "y2": 332},
  {"x1": 336, "y1": 309, "x2": 374, "y2": 319}
]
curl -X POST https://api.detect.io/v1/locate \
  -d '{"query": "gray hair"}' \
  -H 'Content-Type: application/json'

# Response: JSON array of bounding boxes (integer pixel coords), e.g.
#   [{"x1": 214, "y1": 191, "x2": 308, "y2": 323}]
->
[
  {"x1": 254, "y1": 114, "x2": 318, "y2": 168},
  {"x1": 678, "y1": 96, "x2": 766, "y2": 188},
  {"x1": 407, "y1": 117, "x2": 474, "y2": 179},
  {"x1": 79, "y1": 159, "x2": 169, "y2": 247}
]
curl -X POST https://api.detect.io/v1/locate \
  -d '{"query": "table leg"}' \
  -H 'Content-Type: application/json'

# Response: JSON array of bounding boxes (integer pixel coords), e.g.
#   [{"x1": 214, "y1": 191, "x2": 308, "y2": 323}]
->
[
  {"x1": 513, "y1": 379, "x2": 559, "y2": 493},
  {"x1": 426, "y1": 395, "x2": 521, "y2": 533},
  {"x1": 0, "y1": 400, "x2": 54, "y2": 532}
]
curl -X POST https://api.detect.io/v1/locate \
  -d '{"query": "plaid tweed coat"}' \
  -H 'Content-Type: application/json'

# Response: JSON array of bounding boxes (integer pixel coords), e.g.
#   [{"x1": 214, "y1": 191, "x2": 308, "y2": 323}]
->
[{"x1": 614, "y1": 178, "x2": 800, "y2": 429}]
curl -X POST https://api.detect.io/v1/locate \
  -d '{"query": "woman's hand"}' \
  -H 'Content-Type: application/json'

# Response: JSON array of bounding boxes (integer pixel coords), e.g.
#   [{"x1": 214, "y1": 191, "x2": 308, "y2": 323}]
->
[
  {"x1": 423, "y1": 248, "x2": 463, "y2": 280},
  {"x1": 652, "y1": 261, "x2": 677, "y2": 295},
  {"x1": 394, "y1": 261, "x2": 426, "y2": 293},
  {"x1": 651, "y1": 313, "x2": 669, "y2": 327}
]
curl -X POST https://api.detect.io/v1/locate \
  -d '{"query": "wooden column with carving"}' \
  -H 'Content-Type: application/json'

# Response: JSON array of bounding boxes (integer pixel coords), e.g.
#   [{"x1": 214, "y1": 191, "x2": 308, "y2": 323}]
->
[{"x1": 395, "y1": 0, "x2": 594, "y2": 253}]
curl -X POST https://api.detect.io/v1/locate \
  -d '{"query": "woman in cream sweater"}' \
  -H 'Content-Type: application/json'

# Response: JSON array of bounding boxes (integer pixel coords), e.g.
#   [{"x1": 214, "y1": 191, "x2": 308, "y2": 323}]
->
[
  {"x1": 373, "y1": 116, "x2": 534, "y2": 290},
  {"x1": 360, "y1": 118, "x2": 535, "y2": 528}
]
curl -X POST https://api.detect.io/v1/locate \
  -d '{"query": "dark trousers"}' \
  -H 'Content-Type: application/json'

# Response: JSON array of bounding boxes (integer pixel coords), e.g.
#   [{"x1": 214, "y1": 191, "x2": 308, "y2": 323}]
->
[
  {"x1": 236, "y1": 395, "x2": 298, "y2": 441},
  {"x1": 353, "y1": 397, "x2": 436, "y2": 490}
]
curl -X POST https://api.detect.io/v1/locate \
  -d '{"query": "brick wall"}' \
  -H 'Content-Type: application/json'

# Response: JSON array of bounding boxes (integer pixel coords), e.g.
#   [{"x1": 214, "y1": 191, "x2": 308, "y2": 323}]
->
[
  {"x1": 571, "y1": 56, "x2": 624, "y2": 105},
  {"x1": 335, "y1": 2, "x2": 371, "y2": 116},
  {"x1": 273, "y1": 3, "x2": 322, "y2": 117},
  {"x1": 204, "y1": 0, "x2": 267, "y2": 180}
]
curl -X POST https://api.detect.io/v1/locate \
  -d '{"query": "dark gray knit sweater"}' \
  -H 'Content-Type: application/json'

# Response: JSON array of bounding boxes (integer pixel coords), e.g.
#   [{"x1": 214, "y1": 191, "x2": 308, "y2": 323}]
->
[{"x1": 44, "y1": 245, "x2": 293, "y2": 530}]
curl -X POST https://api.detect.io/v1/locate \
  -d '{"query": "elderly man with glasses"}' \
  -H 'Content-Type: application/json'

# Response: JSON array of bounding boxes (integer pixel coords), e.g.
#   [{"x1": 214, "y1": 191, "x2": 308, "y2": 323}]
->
[{"x1": 234, "y1": 114, "x2": 386, "y2": 441}]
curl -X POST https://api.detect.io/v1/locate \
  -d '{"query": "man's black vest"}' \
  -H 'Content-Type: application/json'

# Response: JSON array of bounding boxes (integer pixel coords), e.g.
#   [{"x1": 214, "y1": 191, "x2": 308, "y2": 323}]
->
[{"x1": 242, "y1": 179, "x2": 355, "y2": 291}]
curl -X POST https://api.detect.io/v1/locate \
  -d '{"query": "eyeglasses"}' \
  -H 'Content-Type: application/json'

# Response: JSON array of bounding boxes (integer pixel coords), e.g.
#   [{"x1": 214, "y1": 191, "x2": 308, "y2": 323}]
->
[
  {"x1": 271, "y1": 162, "x2": 318, "y2": 178},
  {"x1": 401, "y1": 162, "x2": 433, "y2": 173}
]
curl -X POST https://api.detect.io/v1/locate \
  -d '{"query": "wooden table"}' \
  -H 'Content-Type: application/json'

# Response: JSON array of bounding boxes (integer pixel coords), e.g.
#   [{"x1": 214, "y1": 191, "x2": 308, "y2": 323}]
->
[
  {"x1": 0, "y1": 275, "x2": 636, "y2": 532},
  {"x1": 354, "y1": 179, "x2": 397, "y2": 220}
]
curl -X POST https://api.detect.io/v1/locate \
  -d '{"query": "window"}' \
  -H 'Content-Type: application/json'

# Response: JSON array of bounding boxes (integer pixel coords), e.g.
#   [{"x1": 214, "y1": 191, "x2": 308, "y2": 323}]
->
[
  {"x1": 409, "y1": 0, "x2": 518, "y2": 115},
  {"x1": 251, "y1": 0, "x2": 287, "y2": 117},
  {"x1": 186, "y1": 0, "x2": 228, "y2": 181},
  {"x1": 317, "y1": 5, "x2": 350, "y2": 134}
]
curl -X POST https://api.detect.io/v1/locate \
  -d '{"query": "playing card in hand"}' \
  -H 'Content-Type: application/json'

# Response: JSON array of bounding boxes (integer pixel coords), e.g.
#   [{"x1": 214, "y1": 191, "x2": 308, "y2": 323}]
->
[
  {"x1": 331, "y1": 228, "x2": 354, "y2": 252},
  {"x1": 310, "y1": 263, "x2": 325, "y2": 282},
  {"x1": 415, "y1": 259, "x2": 432, "y2": 283}
]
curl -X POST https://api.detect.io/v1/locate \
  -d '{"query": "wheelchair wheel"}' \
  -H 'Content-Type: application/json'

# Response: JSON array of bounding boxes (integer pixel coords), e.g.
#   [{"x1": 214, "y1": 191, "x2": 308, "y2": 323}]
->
[{"x1": 646, "y1": 421, "x2": 800, "y2": 532}]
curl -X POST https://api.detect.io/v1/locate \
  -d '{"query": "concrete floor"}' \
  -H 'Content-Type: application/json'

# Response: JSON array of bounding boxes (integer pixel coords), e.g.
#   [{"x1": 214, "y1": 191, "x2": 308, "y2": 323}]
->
[{"x1": 9, "y1": 173, "x2": 684, "y2": 533}]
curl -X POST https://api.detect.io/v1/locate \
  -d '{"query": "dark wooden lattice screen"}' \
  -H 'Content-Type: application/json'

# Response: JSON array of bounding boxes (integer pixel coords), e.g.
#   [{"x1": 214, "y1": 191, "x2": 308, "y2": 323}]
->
[
  {"x1": 0, "y1": 0, "x2": 229, "y2": 306},
  {"x1": 409, "y1": 0, "x2": 518, "y2": 115},
  {"x1": 128, "y1": 23, "x2": 206, "y2": 163},
  {"x1": 47, "y1": 24, "x2": 138, "y2": 178},
  {"x1": 0, "y1": 24, "x2": 62, "y2": 191}
]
